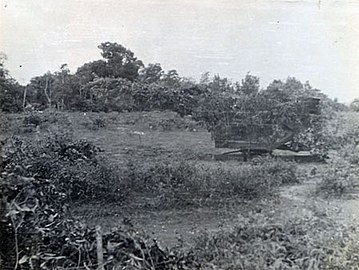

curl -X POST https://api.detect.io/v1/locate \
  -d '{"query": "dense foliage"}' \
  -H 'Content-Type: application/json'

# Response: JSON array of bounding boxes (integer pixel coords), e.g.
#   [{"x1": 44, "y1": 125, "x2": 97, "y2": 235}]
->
[
  {"x1": 193, "y1": 213, "x2": 359, "y2": 269},
  {"x1": 119, "y1": 157, "x2": 298, "y2": 208},
  {"x1": 315, "y1": 112, "x2": 359, "y2": 197},
  {"x1": 0, "y1": 138, "x2": 200, "y2": 269},
  {"x1": 0, "y1": 53, "x2": 25, "y2": 112},
  {"x1": 1, "y1": 42, "x2": 349, "y2": 116}
]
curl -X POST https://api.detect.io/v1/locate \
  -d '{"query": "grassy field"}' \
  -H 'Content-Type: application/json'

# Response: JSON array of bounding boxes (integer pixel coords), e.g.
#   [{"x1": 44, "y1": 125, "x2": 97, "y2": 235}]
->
[{"x1": 1, "y1": 110, "x2": 359, "y2": 269}]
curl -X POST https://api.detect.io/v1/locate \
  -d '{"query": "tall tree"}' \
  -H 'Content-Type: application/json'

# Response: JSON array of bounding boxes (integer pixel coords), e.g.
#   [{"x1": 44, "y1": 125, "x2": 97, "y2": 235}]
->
[
  {"x1": 160, "y1": 69, "x2": 181, "y2": 88},
  {"x1": 0, "y1": 53, "x2": 24, "y2": 112},
  {"x1": 137, "y1": 63, "x2": 163, "y2": 83},
  {"x1": 26, "y1": 73, "x2": 54, "y2": 109},
  {"x1": 239, "y1": 73, "x2": 260, "y2": 96},
  {"x1": 98, "y1": 42, "x2": 144, "y2": 81},
  {"x1": 208, "y1": 74, "x2": 234, "y2": 94},
  {"x1": 76, "y1": 60, "x2": 109, "y2": 85}
]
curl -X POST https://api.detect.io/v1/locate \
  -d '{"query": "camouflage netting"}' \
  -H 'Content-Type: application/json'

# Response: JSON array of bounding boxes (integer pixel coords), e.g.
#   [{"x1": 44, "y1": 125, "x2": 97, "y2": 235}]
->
[{"x1": 211, "y1": 96, "x2": 322, "y2": 151}]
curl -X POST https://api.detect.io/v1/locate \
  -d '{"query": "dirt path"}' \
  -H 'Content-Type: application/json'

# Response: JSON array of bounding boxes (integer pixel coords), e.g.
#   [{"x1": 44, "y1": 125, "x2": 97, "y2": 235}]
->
[{"x1": 280, "y1": 164, "x2": 359, "y2": 227}]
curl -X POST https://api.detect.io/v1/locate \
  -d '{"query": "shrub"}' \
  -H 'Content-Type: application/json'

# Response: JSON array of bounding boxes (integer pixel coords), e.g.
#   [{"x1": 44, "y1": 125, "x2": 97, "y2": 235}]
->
[
  {"x1": 0, "y1": 112, "x2": 11, "y2": 133},
  {"x1": 22, "y1": 111, "x2": 73, "y2": 134},
  {"x1": 192, "y1": 213, "x2": 359, "y2": 269},
  {"x1": 23, "y1": 113, "x2": 42, "y2": 126},
  {"x1": 252, "y1": 156, "x2": 299, "y2": 185},
  {"x1": 80, "y1": 114, "x2": 107, "y2": 130},
  {"x1": 92, "y1": 116, "x2": 106, "y2": 128},
  {"x1": 120, "y1": 158, "x2": 298, "y2": 208},
  {"x1": 316, "y1": 156, "x2": 358, "y2": 197},
  {"x1": 1, "y1": 135, "x2": 123, "y2": 202},
  {"x1": 205, "y1": 158, "x2": 298, "y2": 200},
  {"x1": 121, "y1": 160, "x2": 202, "y2": 208},
  {"x1": 339, "y1": 144, "x2": 359, "y2": 165}
]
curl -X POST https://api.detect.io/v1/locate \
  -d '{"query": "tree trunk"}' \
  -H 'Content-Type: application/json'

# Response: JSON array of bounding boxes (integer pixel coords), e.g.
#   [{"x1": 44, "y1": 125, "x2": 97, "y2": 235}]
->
[
  {"x1": 22, "y1": 87, "x2": 27, "y2": 112},
  {"x1": 44, "y1": 76, "x2": 51, "y2": 108}
]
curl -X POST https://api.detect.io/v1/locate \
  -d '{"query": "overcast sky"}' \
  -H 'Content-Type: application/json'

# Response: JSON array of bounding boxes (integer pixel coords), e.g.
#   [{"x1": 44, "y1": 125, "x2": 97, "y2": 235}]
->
[{"x1": 1, "y1": 0, "x2": 359, "y2": 102}]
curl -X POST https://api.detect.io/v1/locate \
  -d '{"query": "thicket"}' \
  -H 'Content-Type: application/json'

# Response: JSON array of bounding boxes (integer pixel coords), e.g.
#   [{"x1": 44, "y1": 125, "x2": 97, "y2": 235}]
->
[
  {"x1": 0, "y1": 137, "x2": 200, "y2": 269},
  {"x1": 120, "y1": 157, "x2": 298, "y2": 208},
  {"x1": 0, "y1": 136, "x2": 122, "y2": 202},
  {"x1": 316, "y1": 157, "x2": 358, "y2": 197},
  {"x1": 193, "y1": 213, "x2": 359, "y2": 269},
  {"x1": 315, "y1": 112, "x2": 359, "y2": 197}
]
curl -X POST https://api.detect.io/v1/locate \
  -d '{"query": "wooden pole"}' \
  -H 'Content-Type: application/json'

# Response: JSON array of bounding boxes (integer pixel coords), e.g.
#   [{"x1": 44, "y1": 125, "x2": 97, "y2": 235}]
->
[{"x1": 96, "y1": 225, "x2": 105, "y2": 270}]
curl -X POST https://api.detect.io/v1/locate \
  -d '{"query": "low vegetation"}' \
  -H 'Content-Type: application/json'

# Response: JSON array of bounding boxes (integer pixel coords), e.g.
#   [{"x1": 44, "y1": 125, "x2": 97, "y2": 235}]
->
[
  {"x1": 120, "y1": 157, "x2": 298, "y2": 208},
  {"x1": 315, "y1": 154, "x2": 357, "y2": 198},
  {"x1": 315, "y1": 113, "x2": 359, "y2": 197},
  {"x1": 0, "y1": 135, "x2": 182, "y2": 269},
  {"x1": 193, "y1": 213, "x2": 359, "y2": 269}
]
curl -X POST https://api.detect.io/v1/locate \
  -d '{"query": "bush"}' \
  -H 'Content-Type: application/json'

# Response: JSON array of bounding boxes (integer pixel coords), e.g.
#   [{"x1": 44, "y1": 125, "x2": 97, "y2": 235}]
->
[
  {"x1": 252, "y1": 157, "x2": 299, "y2": 185},
  {"x1": 22, "y1": 111, "x2": 73, "y2": 134},
  {"x1": 338, "y1": 144, "x2": 359, "y2": 165},
  {"x1": 205, "y1": 158, "x2": 298, "y2": 200},
  {"x1": 120, "y1": 158, "x2": 298, "y2": 208},
  {"x1": 0, "y1": 112, "x2": 11, "y2": 133},
  {"x1": 23, "y1": 114, "x2": 42, "y2": 126},
  {"x1": 121, "y1": 160, "x2": 201, "y2": 208},
  {"x1": 316, "y1": 156, "x2": 358, "y2": 197},
  {"x1": 1, "y1": 136, "x2": 123, "y2": 202},
  {"x1": 80, "y1": 114, "x2": 107, "y2": 130},
  {"x1": 192, "y1": 213, "x2": 359, "y2": 269}
]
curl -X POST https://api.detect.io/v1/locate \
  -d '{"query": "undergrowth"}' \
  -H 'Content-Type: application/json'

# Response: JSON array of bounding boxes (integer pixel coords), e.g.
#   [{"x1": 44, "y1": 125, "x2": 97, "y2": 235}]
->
[
  {"x1": 315, "y1": 112, "x2": 359, "y2": 197},
  {"x1": 192, "y1": 213, "x2": 359, "y2": 269},
  {"x1": 316, "y1": 156, "x2": 358, "y2": 197},
  {"x1": 121, "y1": 158, "x2": 298, "y2": 208},
  {"x1": 316, "y1": 143, "x2": 359, "y2": 198},
  {"x1": 0, "y1": 136, "x2": 198, "y2": 269},
  {"x1": 1, "y1": 135, "x2": 123, "y2": 203},
  {"x1": 22, "y1": 110, "x2": 72, "y2": 131}
]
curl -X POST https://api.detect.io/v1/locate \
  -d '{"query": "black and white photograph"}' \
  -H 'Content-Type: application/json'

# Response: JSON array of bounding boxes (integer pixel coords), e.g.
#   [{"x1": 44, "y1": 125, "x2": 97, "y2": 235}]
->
[{"x1": 1, "y1": 0, "x2": 359, "y2": 269}]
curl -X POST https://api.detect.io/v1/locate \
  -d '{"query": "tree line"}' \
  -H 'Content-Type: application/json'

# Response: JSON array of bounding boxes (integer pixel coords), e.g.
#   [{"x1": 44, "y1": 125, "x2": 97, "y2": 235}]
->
[{"x1": 0, "y1": 41, "x2": 354, "y2": 116}]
